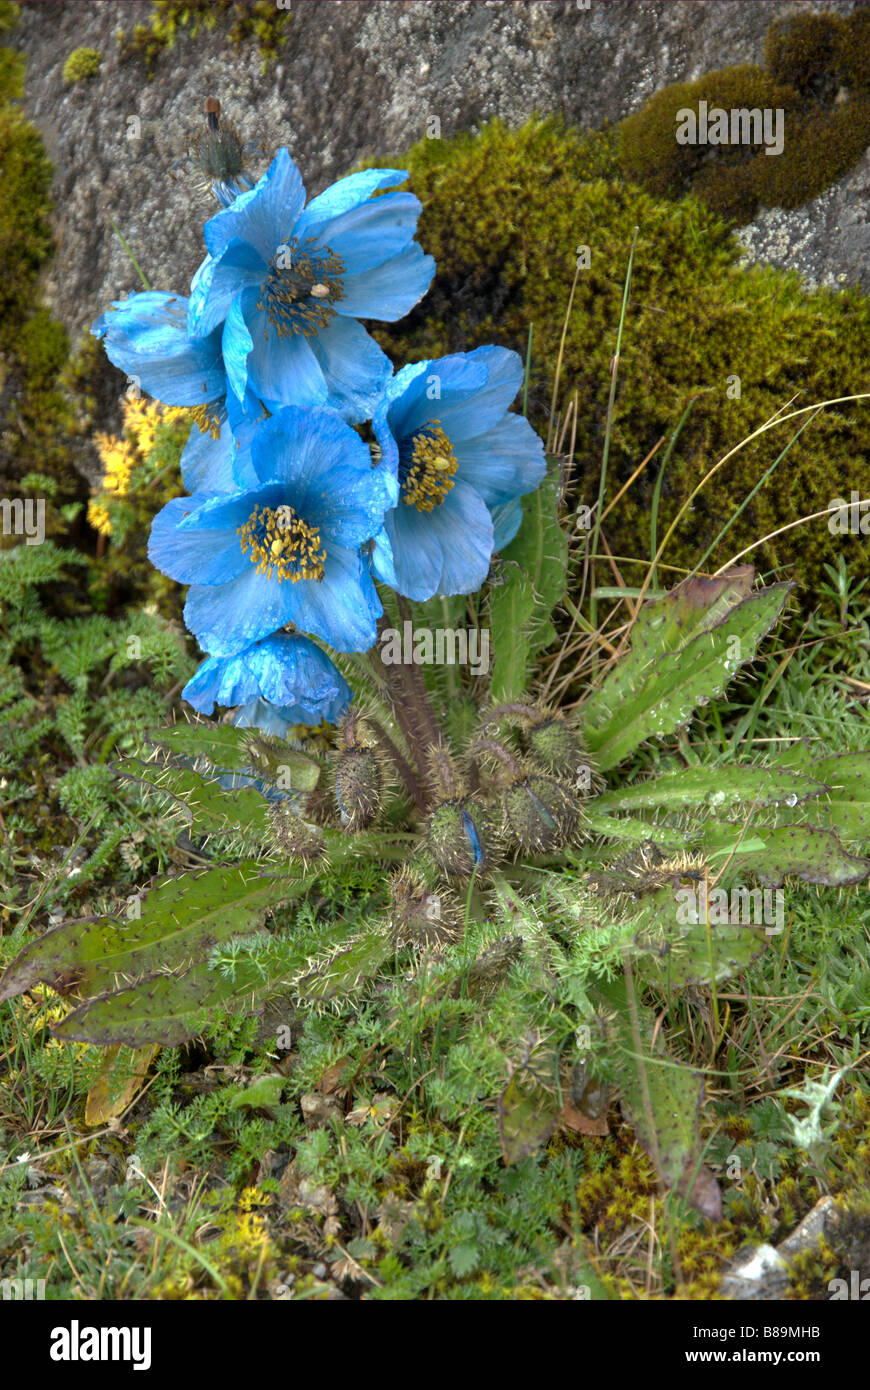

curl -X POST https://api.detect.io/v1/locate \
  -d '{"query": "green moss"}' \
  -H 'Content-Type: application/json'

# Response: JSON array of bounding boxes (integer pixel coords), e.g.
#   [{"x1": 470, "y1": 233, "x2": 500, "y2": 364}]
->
[
  {"x1": 118, "y1": 1, "x2": 292, "y2": 75},
  {"x1": 61, "y1": 47, "x2": 101, "y2": 85},
  {"x1": 619, "y1": 8, "x2": 870, "y2": 224},
  {"x1": 0, "y1": 6, "x2": 90, "y2": 542},
  {"x1": 372, "y1": 115, "x2": 870, "y2": 612}
]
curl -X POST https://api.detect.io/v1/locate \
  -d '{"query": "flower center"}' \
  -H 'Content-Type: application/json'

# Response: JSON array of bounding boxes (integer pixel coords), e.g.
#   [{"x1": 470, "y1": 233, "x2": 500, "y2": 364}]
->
[
  {"x1": 237, "y1": 503, "x2": 326, "y2": 583},
  {"x1": 399, "y1": 422, "x2": 458, "y2": 511},
  {"x1": 257, "y1": 236, "x2": 345, "y2": 339}
]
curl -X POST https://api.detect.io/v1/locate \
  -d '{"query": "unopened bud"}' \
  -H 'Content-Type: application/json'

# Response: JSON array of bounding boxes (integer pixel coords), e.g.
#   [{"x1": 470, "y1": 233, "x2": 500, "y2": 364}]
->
[
  {"x1": 335, "y1": 746, "x2": 383, "y2": 830},
  {"x1": 269, "y1": 804, "x2": 326, "y2": 864},
  {"x1": 503, "y1": 774, "x2": 583, "y2": 852},
  {"x1": 527, "y1": 716, "x2": 593, "y2": 787},
  {"x1": 427, "y1": 799, "x2": 495, "y2": 878},
  {"x1": 388, "y1": 870, "x2": 460, "y2": 949}
]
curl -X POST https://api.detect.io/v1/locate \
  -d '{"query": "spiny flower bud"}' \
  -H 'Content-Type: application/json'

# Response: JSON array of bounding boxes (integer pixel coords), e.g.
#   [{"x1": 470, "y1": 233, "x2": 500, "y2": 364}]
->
[
  {"x1": 502, "y1": 774, "x2": 583, "y2": 853},
  {"x1": 171, "y1": 98, "x2": 262, "y2": 206},
  {"x1": 387, "y1": 870, "x2": 461, "y2": 950},
  {"x1": 464, "y1": 935, "x2": 523, "y2": 998},
  {"x1": 335, "y1": 746, "x2": 383, "y2": 830},
  {"x1": 268, "y1": 804, "x2": 326, "y2": 865},
  {"x1": 527, "y1": 716, "x2": 595, "y2": 791},
  {"x1": 588, "y1": 841, "x2": 707, "y2": 902},
  {"x1": 333, "y1": 710, "x2": 386, "y2": 830},
  {"x1": 427, "y1": 799, "x2": 496, "y2": 878}
]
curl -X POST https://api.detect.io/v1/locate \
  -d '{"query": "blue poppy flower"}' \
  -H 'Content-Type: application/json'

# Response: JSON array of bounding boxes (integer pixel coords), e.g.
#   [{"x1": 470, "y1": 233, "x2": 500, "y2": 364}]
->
[
  {"x1": 187, "y1": 149, "x2": 435, "y2": 423},
  {"x1": 92, "y1": 292, "x2": 226, "y2": 409},
  {"x1": 370, "y1": 347, "x2": 547, "y2": 600},
  {"x1": 149, "y1": 405, "x2": 397, "y2": 658},
  {"x1": 183, "y1": 631, "x2": 352, "y2": 726},
  {"x1": 92, "y1": 291, "x2": 268, "y2": 494}
]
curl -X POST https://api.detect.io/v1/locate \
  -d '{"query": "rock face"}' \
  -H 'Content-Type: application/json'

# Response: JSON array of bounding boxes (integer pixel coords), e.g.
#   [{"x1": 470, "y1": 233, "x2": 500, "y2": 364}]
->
[
  {"x1": 736, "y1": 144, "x2": 870, "y2": 290},
  {"x1": 9, "y1": 0, "x2": 865, "y2": 346}
]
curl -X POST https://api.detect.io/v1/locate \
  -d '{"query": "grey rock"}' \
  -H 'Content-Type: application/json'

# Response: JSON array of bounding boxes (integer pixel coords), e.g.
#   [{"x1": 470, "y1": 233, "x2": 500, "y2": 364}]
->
[
  {"x1": 8, "y1": 0, "x2": 865, "y2": 352},
  {"x1": 736, "y1": 147, "x2": 870, "y2": 291},
  {"x1": 721, "y1": 1195, "x2": 840, "y2": 1299}
]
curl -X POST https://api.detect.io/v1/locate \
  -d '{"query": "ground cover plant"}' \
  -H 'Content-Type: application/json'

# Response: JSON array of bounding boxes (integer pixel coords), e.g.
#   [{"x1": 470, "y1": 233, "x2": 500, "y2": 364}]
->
[{"x1": 2, "y1": 60, "x2": 870, "y2": 1302}]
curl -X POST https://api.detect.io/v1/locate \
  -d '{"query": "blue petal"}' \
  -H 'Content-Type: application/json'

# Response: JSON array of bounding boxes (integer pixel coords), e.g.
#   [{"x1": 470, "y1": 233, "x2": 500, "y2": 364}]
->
[
  {"x1": 181, "y1": 388, "x2": 266, "y2": 492},
  {"x1": 294, "y1": 168, "x2": 411, "y2": 244},
  {"x1": 372, "y1": 395, "x2": 401, "y2": 483},
  {"x1": 276, "y1": 543, "x2": 383, "y2": 652},
  {"x1": 308, "y1": 316, "x2": 392, "y2": 423},
  {"x1": 249, "y1": 407, "x2": 397, "y2": 544},
  {"x1": 454, "y1": 412, "x2": 546, "y2": 506},
  {"x1": 183, "y1": 632, "x2": 351, "y2": 723},
  {"x1": 437, "y1": 346, "x2": 525, "y2": 441},
  {"x1": 184, "y1": 563, "x2": 301, "y2": 657},
  {"x1": 338, "y1": 241, "x2": 436, "y2": 322},
  {"x1": 310, "y1": 189, "x2": 422, "y2": 275},
  {"x1": 187, "y1": 237, "x2": 266, "y2": 339},
  {"x1": 222, "y1": 289, "x2": 256, "y2": 403},
  {"x1": 231, "y1": 696, "x2": 347, "y2": 735},
  {"x1": 203, "y1": 148, "x2": 306, "y2": 263},
  {"x1": 180, "y1": 415, "x2": 237, "y2": 494},
  {"x1": 148, "y1": 492, "x2": 254, "y2": 586},
  {"x1": 92, "y1": 293, "x2": 225, "y2": 406},
  {"x1": 387, "y1": 354, "x2": 488, "y2": 442},
  {"x1": 243, "y1": 301, "x2": 329, "y2": 411},
  {"x1": 373, "y1": 503, "x2": 441, "y2": 601},
  {"x1": 379, "y1": 481, "x2": 493, "y2": 600}
]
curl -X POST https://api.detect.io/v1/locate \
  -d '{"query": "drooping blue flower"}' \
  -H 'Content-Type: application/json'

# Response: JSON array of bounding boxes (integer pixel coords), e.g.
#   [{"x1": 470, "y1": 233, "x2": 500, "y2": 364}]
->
[
  {"x1": 92, "y1": 292, "x2": 227, "y2": 408},
  {"x1": 149, "y1": 405, "x2": 397, "y2": 658},
  {"x1": 92, "y1": 291, "x2": 267, "y2": 493},
  {"x1": 187, "y1": 149, "x2": 435, "y2": 423},
  {"x1": 370, "y1": 347, "x2": 547, "y2": 601},
  {"x1": 183, "y1": 631, "x2": 352, "y2": 726}
]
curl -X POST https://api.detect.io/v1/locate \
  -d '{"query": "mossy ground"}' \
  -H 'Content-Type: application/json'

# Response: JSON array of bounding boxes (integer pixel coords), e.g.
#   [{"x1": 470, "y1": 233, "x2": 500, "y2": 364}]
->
[
  {"x1": 370, "y1": 116, "x2": 870, "y2": 634},
  {"x1": 61, "y1": 47, "x2": 100, "y2": 85},
  {"x1": 116, "y1": 0, "x2": 293, "y2": 74},
  {"x1": 619, "y1": 9, "x2": 870, "y2": 223}
]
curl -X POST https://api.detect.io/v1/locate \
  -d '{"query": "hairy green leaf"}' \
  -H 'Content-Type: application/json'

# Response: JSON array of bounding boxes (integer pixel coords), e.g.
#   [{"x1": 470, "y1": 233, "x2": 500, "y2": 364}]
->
[
  {"x1": 593, "y1": 765, "x2": 828, "y2": 815},
  {"x1": 497, "y1": 1069, "x2": 561, "y2": 1164},
  {"x1": 0, "y1": 863, "x2": 299, "y2": 1004},
  {"x1": 597, "y1": 976, "x2": 721, "y2": 1220},
  {"x1": 699, "y1": 822, "x2": 870, "y2": 887},
  {"x1": 583, "y1": 579, "x2": 790, "y2": 771}
]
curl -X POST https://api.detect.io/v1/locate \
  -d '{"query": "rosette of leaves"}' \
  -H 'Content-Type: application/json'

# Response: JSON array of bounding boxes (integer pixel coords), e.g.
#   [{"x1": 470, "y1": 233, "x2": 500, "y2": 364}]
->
[{"x1": 3, "y1": 455, "x2": 870, "y2": 1222}]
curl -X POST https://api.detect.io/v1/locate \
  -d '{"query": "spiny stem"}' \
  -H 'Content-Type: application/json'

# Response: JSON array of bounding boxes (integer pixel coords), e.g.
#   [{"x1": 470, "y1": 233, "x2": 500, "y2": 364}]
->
[
  {"x1": 394, "y1": 595, "x2": 446, "y2": 761},
  {"x1": 370, "y1": 619, "x2": 434, "y2": 797},
  {"x1": 369, "y1": 718, "x2": 427, "y2": 814}
]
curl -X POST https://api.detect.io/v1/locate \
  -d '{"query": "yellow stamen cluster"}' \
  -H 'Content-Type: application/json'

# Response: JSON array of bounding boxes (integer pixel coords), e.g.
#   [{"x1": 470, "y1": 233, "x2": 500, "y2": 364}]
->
[
  {"x1": 237, "y1": 503, "x2": 326, "y2": 583},
  {"x1": 257, "y1": 236, "x2": 345, "y2": 340},
  {"x1": 401, "y1": 422, "x2": 459, "y2": 512}
]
